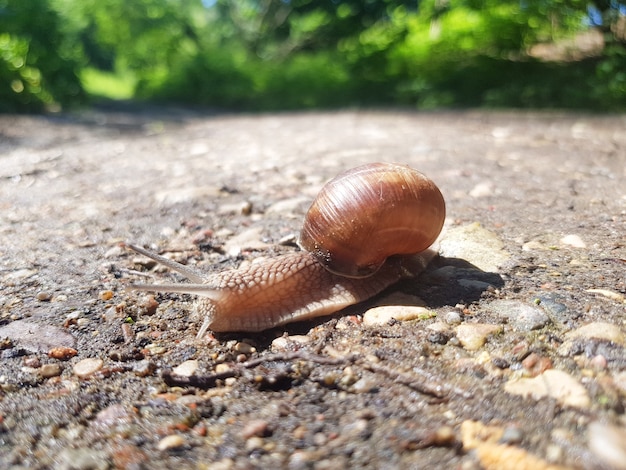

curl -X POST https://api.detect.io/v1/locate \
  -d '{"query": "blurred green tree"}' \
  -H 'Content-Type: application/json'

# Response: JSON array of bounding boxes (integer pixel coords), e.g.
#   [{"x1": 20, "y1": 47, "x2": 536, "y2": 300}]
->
[{"x1": 0, "y1": 0, "x2": 85, "y2": 112}]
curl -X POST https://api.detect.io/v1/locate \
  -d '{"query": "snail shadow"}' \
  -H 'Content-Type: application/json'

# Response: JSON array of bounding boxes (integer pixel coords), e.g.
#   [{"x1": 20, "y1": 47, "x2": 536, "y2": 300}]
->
[
  {"x1": 272, "y1": 256, "x2": 504, "y2": 338},
  {"x1": 402, "y1": 255, "x2": 505, "y2": 308}
]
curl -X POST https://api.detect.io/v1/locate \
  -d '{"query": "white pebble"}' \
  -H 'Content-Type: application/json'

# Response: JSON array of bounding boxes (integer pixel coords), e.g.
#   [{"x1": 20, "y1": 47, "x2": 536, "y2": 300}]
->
[
  {"x1": 362, "y1": 306, "x2": 434, "y2": 326},
  {"x1": 588, "y1": 422, "x2": 626, "y2": 470},
  {"x1": 157, "y1": 434, "x2": 186, "y2": 451},
  {"x1": 560, "y1": 234, "x2": 586, "y2": 248},
  {"x1": 504, "y1": 369, "x2": 590, "y2": 409},
  {"x1": 455, "y1": 323, "x2": 502, "y2": 351},
  {"x1": 72, "y1": 358, "x2": 104, "y2": 378},
  {"x1": 172, "y1": 360, "x2": 198, "y2": 377}
]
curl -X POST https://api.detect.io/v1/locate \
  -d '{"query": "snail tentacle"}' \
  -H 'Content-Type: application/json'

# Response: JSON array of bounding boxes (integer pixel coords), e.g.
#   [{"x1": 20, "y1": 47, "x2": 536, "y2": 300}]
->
[{"x1": 125, "y1": 243, "x2": 206, "y2": 283}]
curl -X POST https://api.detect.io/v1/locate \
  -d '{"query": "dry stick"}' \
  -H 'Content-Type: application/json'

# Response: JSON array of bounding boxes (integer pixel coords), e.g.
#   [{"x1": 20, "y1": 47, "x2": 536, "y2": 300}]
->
[{"x1": 162, "y1": 351, "x2": 470, "y2": 399}]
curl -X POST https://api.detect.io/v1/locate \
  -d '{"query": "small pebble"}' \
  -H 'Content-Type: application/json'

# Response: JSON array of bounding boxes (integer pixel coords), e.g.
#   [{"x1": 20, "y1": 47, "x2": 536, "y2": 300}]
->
[
  {"x1": 488, "y1": 300, "x2": 550, "y2": 331},
  {"x1": 588, "y1": 421, "x2": 626, "y2": 470},
  {"x1": 215, "y1": 363, "x2": 232, "y2": 374},
  {"x1": 444, "y1": 311, "x2": 462, "y2": 325},
  {"x1": 93, "y1": 404, "x2": 134, "y2": 428},
  {"x1": 234, "y1": 342, "x2": 256, "y2": 354},
  {"x1": 245, "y1": 436, "x2": 264, "y2": 451},
  {"x1": 57, "y1": 448, "x2": 109, "y2": 470},
  {"x1": 586, "y1": 288, "x2": 625, "y2": 303},
  {"x1": 271, "y1": 335, "x2": 311, "y2": 352},
  {"x1": 521, "y1": 352, "x2": 552, "y2": 377},
  {"x1": 241, "y1": 419, "x2": 270, "y2": 439},
  {"x1": 99, "y1": 290, "x2": 114, "y2": 301},
  {"x1": 36, "y1": 291, "x2": 53, "y2": 301},
  {"x1": 73, "y1": 358, "x2": 104, "y2": 378},
  {"x1": 455, "y1": 323, "x2": 502, "y2": 351},
  {"x1": 589, "y1": 354, "x2": 607, "y2": 370},
  {"x1": 23, "y1": 356, "x2": 41, "y2": 368},
  {"x1": 157, "y1": 434, "x2": 186, "y2": 451},
  {"x1": 504, "y1": 369, "x2": 591, "y2": 409},
  {"x1": 499, "y1": 426, "x2": 524, "y2": 445},
  {"x1": 567, "y1": 322, "x2": 625, "y2": 345},
  {"x1": 534, "y1": 293, "x2": 568, "y2": 318},
  {"x1": 352, "y1": 377, "x2": 378, "y2": 393},
  {"x1": 560, "y1": 234, "x2": 586, "y2": 248},
  {"x1": 433, "y1": 426, "x2": 456, "y2": 445},
  {"x1": 48, "y1": 347, "x2": 78, "y2": 360},
  {"x1": 40, "y1": 363, "x2": 63, "y2": 378},
  {"x1": 172, "y1": 360, "x2": 198, "y2": 377},
  {"x1": 141, "y1": 295, "x2": 159, "y2": 315},
  {"x1": 362, "y1": 305, "x2": 435, "y2": 326}
]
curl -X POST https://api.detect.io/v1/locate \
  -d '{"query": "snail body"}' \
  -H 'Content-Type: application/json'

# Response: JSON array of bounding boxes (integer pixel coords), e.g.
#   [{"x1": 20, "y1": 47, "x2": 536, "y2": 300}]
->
[{"x1": 127, "y1": 162, "x2": 445, "y2": 333}]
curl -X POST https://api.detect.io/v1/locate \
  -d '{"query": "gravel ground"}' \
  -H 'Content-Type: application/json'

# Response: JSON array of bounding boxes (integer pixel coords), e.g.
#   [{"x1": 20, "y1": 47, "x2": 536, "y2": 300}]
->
[{"x1": 0, "y1": 107, "x2": 625, "y2": 469}]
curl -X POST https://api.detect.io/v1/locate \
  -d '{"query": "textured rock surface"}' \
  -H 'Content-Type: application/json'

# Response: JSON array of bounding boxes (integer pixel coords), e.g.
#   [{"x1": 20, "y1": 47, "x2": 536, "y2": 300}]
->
[{"x1": 0, "y1": 108, "x2": 624, "y2": 469}]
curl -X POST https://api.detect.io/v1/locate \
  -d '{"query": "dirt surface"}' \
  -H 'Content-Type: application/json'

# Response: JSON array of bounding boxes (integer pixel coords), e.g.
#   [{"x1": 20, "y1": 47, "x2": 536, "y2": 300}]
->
[{"x1": 0, "y1": 107, "x2": 625, "y2": 469}]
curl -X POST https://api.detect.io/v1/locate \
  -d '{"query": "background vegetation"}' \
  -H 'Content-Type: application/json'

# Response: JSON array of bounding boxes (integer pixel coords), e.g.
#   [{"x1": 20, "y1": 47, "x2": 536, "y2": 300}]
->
[{"x1": 1, "y1": 0, "x2": 625, "y2": 112}]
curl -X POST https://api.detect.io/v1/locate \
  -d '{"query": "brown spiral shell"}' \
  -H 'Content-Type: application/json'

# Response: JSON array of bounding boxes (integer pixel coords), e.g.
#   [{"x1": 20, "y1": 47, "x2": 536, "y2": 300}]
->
[{"x1": 299, "y1": 162, "x2": 446, "y2": 278}]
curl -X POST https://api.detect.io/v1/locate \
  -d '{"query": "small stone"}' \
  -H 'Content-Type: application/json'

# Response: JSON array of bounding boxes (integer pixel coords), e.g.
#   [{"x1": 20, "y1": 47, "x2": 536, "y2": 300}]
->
[
  {"x1": 48, "y1": 346, "x2": 78, "y2": 360},
  {"x1": 469, "y1": 182, "x2": 493, "y2": 198},
  {"x1": 588, "y1": 421, "x2": 626, "y2": 470},
  {"x1": 534, "y1": 294, "x2": 568, "y2": 318},
  {"x1": 157, "y1": 434, "x2": 186, "y2": 451},
  {"x1": 500, "y1": 426, "x2": 524, "y2": 445},
  {"x1": 566, "y1": 322, "x2": 624, "y2": 345},
  {"x1": 111, "y1": 444, "x2": 148, "y2": 469},
  {"x1": 172, "y1": 360, "x2": 198, "y2": 377},
  {"x1": 488, "y1": 300, "x2": 550, "y2": 331},
  {"x1": 73, "y1": 358, "x2": 104, "y2": 378},
  {"x1": 433, "y1": 426, "x2": 456, "y2": 445},
  {"x1": 455, "y1": 323, "x2": 502, "y2": 351},
  {"x1": 215, "y1": 363, "x2": 232, "y2": 374},
  {"x1": 352, "y1": 377, "x2": 378, "y2": 393},
  {"x1": 218, "y1": 200, "x2": 253, "y2": 215},
  {"x1": 560, "y1": 234, "x2": 586, "y2": 248},
  {"x1": 93, "y1": 404, "x2": 134, "y2": 428},
  {"x1": 444, "y1": 311, "x2": 462, "y2": 324},
  {"x1": 40, "y1": 363, "x2": 63, "y2": 378},
  {"x1": 241, "y1": 419, "x2": 270, "y2": 439},
  {"x1": 57, "y1": 448, "x2": 109, "y2": 470},
  {"x1": 36, "y1": 291, "x2": 53, "y2": 301},
  {"x1": 522, "y1": 240, "x2": 548, "y2": 251},
  {"x1": 271, "y1": 335, "x2": 311, "y2": 352},
  {"x1": 99, "y1": 290, "x2": 114, "y2": 301},
  {"x1": 234, "y1": 342, "x2": 256, "y2": 354},
  {"x1": 589, "y1": 354, "x2": 607, "y2": 370},
  {"x1": 586, "y1": 288, "x2": 625, "y2": 303},
  {"x1": 23, "y1": 356, "x2": 41, "y2": 368},
  {"x1": 245, "y1": 436, "x2": 265, "y2": 451},
  {"x1": 521, "y1": 352, "x2": 552, "y2": 376},
  {"x1": 133, "y1": 360, "x2": 156, "y2": 377},
  {"x1": 362, "y1": 306, "x2": 435, "y2": 326},
  {"x1": 0, "y1": 320, "x2": 76, "y2": 353},
  {"x1": 141, "y1": 295, "x2": 159, "y2": 315},
  {"x1": 504, "y1": 369, "x2": 591, "y2": 409}
]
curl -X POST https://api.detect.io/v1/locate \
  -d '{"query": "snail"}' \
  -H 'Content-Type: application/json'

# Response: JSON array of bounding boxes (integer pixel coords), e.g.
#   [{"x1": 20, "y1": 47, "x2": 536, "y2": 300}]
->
[{"x1": 126, "y1": 162, "x2": 446, "y2": 334}]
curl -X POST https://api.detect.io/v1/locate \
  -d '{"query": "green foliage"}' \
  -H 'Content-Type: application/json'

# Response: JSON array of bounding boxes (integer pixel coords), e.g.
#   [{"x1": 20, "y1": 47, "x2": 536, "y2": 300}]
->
[
  {"x1": 2, "y1": 0, "x2": 625, "y2": 112},
  {"x1": 0, "y1": 0, "x2": 85, "y2": 112}
]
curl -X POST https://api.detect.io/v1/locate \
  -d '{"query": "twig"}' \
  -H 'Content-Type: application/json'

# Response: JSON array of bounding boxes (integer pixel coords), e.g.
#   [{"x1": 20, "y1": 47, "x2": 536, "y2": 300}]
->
[{"x1": 162, "y1": 350, "x2": 469, "y2": 399}]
